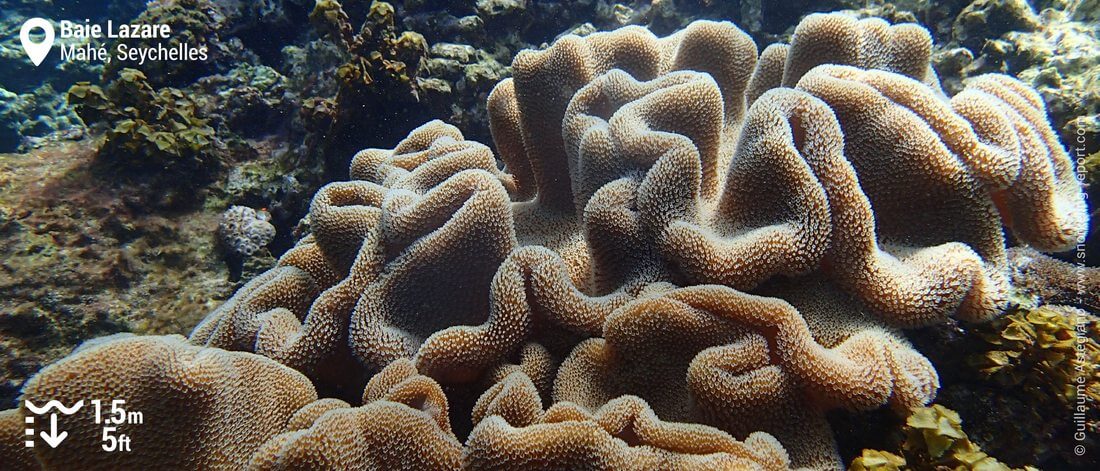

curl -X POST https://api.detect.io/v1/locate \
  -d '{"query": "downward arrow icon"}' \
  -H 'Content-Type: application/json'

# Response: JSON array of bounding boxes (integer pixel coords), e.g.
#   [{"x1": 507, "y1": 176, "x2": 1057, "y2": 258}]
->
[{"x1": 40, "y1": 414, "x2": 67, "y2": 448}]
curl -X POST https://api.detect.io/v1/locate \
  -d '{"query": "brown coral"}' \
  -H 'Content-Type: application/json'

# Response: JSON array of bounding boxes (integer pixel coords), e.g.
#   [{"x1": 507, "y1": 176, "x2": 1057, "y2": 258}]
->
[
  {"x1": 552, "y1": 280, "x2": 936, "y2": 467},
  {"x1": 491, "y1": 20, "x2": 758, "y2": 213},
  {"x1": 0, "y1": 409, "x2": 35, "y2": 471},
  {"x1": 954, "y1": 74, "x2": 1090, "y2": 251},
  {"x1": 193, "y1": 13, "x2": 1066, "y2": 392},
  {"x1": 196, "y1": 12, "x2": 1084, "y2": 468},
  {"x1": 793, "y1": 65, "x2": 1012, "y2": 325},
  {"x1": 248, "y1": 359, "x2": 463, "y2": 470},
  {"x1": 780, "y1": 13, "x2": 938, "y2": 89},
  {"x1": 466, "y1": 372, "x2": 791, "y2": 470},
  {"x1": 13, "y1": 335, "x2": 318, "y2": 469},
  {"x1": 7, "y1": 11, "x2": 1090, "y2": 471},
  {"x1": 196, "y1": 120, "x2": 647, "y2": 392}
]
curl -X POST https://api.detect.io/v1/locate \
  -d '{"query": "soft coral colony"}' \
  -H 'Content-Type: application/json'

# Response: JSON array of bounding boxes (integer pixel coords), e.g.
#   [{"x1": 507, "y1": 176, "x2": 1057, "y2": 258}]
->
[{"x1": 1, "y1": 12, "x2": 1089, "y2": 471}]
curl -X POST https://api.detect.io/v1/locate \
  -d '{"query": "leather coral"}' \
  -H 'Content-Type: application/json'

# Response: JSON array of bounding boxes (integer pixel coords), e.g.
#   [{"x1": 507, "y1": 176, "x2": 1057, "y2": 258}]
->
[{"x1": 5, "y1": 11, "x2": 1088, "y2": 471}]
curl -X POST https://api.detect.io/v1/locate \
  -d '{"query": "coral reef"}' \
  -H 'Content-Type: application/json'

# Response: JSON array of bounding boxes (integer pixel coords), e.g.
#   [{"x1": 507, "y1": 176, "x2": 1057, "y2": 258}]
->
[
  {"x1": 1, "y1": 1, "x2": 318, "y2": 403},
  {"x1": 194, "y1": 64, "x2": 297, "y2": 140},
  {"x1": 834, "y1": 1, "x2": 1100, "y2": 207},
  {"x1": 927, "y1": 0, "x2": 1100, "y2": 158},
  {"x1": 953, "y1": 0, "x2": 1042, "y2": 52},
  {"x1": 181, "y1": 12, "x2": 1086, "y2": 469},
  {"x1": 0, "y1": 9, "x2": 104, "y2": 152},
  {"x1": 216, "y1": 204, "x2": 278, "y2": 281},
  {"x1": 0, "y1": 3, "x2": 1096, "y2": 471},
  {"x1": 419, "y1": 41, "x2": 510, "y2": 141},
  {"x1": 248, "y1": 359, "x2": 464, "y2": 470}
]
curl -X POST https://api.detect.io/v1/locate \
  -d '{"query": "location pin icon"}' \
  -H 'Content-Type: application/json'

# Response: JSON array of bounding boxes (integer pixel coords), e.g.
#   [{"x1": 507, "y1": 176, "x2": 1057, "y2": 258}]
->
[{"x1": 20, "y1": 18, "x2": 55, "y2": 67}]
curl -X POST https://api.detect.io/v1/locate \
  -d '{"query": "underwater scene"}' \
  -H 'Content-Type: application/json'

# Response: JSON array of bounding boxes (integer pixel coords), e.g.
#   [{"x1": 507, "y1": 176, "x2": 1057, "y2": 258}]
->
[{"x1": 0, "y1": 0, "x2": 1097, "y2": 469}]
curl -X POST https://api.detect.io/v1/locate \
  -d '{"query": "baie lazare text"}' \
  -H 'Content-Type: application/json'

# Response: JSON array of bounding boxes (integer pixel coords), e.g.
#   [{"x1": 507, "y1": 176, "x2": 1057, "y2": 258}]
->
[{"x1": 60, "y1": 19, "x2": 171, "y2": 39}]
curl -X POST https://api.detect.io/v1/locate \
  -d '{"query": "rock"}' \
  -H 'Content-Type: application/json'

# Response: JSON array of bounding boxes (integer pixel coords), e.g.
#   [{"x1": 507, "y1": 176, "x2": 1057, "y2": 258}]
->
[
  {"x1": 431, "y1": 43, "x2": 479, "y2": 63},
  {"x1": 953, "y1": 0, "x2": 1041, "y2": 51},
  {"x1": 477, "y1": 0, "x2": 527, "y2": 17},
  {"x1": 0, "y1": 84, "x2": 84, "y2": 152}
]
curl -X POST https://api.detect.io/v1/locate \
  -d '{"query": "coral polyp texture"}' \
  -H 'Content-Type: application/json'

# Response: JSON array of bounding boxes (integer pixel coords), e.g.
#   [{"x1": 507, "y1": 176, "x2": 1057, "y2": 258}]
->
[
  {"x1": 3, "y1": 11, "x2": 1091, "y2": 471},
  {"x1": 466, "y1": 372, "x2": 792, "y2": 470},
  {"x1": 7, "y1": 335, "x2": 319, "y2": 470},
  {"x1": 248, "y1": 359, "x2": 464, "y2": 470},
  {"x1": 217, "y1": 205, "x2": 276, "y2": 258}
]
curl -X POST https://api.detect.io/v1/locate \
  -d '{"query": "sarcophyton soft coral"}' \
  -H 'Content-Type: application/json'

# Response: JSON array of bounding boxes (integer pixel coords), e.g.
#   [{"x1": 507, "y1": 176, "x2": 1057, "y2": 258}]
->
[{"x1": 4, "y1": 12, "x2": 1090, "y2": 471}]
